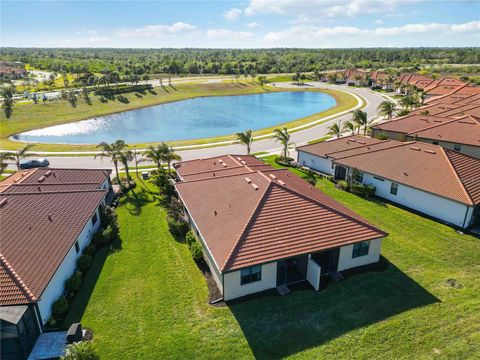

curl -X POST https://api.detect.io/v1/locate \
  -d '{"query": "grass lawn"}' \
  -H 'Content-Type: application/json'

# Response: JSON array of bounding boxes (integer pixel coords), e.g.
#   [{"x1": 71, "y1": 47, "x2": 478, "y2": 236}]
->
[
  {"x1": 0, "y1": 83, "x2": 357, "y2": 152},
  {"x1": 64, "y1": 169, "x2": 480, "y2": 359}
]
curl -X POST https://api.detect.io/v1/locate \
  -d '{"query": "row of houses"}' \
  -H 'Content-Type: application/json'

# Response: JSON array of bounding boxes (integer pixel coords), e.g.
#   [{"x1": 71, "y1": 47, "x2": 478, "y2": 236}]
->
[
  {"x1": 0, "y1": 64, "x2": 27, "y2": 81},
  {"x1": 0, "y1": 168, "x2": 112, "y2": 360}
]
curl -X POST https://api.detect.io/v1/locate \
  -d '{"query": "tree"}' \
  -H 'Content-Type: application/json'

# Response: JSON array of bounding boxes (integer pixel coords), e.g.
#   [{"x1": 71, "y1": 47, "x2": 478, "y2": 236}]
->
[
  {"x1": 0, "y1": 152, "x2": 14, "y2": 176},
  {"x1": 377, "y1": 101, "x2": 396, "y2": 120},
  {"x1": 143, "y1": 74, "x2": 150, "y2": 85},
  {"x1": 120, "y1": 149, "x2": 133, "y2": 180},
  {"x1": 257, "y1": 76, "x2": 266, "y2": 87},
  {"x1": 328, "y1": 122, "x2": 342, "y2": 139},
  {"x1": 12, "y1": 144, "x2": 36, "y2": 169},
  {"x1": 61, "y1": 341, "x2": 99, "y2": 360},
  {"x1": 399, "y1": 95, "x2": 419, "y2": 111},
  {"x1": 272, "y1": 127, "x2": 292, "y2": 159},
  {"x1": 236, "y1": 129, "x2": 253, "y2": 155},
  {"x1": 1, "y1": 87, "x2": 14, "y2": 119},
  {"x1": 95, "y1": 140, "x2": 127, "y2": 183},
  {"x1": 162, "y1": 145, "x2": 182, "y2": 177},
  {"x1": 144, "y1": 143, "x2": 169, "y2": 172},
  {"x1": 352, "y1": 109, "x2": 368, "y2": 136},
  {"x1": 342, "y1": 121, "x2": 356, "y2": 135}
]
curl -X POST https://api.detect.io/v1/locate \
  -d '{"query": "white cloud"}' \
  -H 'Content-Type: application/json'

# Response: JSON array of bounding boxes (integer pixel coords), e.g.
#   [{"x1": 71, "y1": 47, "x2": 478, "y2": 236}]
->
[
  {"x1": 224, "y1": 8, "x2": 242, "y2": 21},
  {"x1": 115, "y1": 22, "x2": 197, "y2": 38},
  {"x1": 374, "y1": 19, "x2": 384, "y2": 25},
  {"x1": 451, "y1": 20, "x2": 480, "y2": 33},
  {"x1": 206, "y1": 28, "x2": 253, "y2": 40},
  {"x1": 245, "y1": 22, "x2": 262, "y2": 28}
]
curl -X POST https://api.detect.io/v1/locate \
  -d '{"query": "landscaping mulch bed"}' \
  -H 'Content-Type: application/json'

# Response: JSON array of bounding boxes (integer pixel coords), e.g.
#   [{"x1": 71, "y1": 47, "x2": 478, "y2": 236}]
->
[{"x1": 196, "y1": 260, "x2": 226, "y2": 307}]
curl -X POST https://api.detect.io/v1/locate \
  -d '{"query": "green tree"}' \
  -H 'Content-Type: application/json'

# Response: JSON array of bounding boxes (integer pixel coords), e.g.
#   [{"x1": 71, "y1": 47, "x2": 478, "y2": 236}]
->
[
  {"x1": 13, "y1": 144, "x2": 36, "y2": 170},
  {"x1": 144, "y1": 143, "x2": 169, "y2": 173},
  {"x1": 272, "y1": 127, "x2": 292, "y2": 160},
  {"x1": 61, "y1": 341, "x2": 99, "y2": 360},
  {"x1": 0, "y1": 152, "x2": 14, "y2": 176},
  {"x1": 95, "y1": 140, "x2": 127, "y2": 183},
  {"x1": 120, "y1": 149, "x2": 134, "y2": 180},
  {"x1": 236, "y1": 129, "x2": 253, "y2": 155},
  {"x1": 328, "y1": 122, "x2": 342, "y2": 139},
  {"x1": 1, "y1": 87, "x2": 14, "y2": 119},
  {"x1": 377, "y1": 101, "x2": 396, "y2": 120},
  {"x1": 162, "y1": 145, "x2": 182, "y2": 177},
  {"x1": 352, "y1": 109, "x2": 368, "y2": 136},
  {"x1": 342, "y1": 121, "x2": 356, "y2": 135}
]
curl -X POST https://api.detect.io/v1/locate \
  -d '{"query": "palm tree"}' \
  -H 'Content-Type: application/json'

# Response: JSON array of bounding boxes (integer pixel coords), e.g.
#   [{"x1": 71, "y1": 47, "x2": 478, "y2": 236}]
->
[
  {"x1": 236, "y1": 129, "x2": 253, "y2": 155},
  {"x1": 342, "y1": 121, "x2": 356, "y2": 135},
  {"x1": 0, "y1": 152, "x2": 14, "y2": 176},
  {"x1": 272, "y1": 128, "x2": 292, "y2": 160},
  {"x1": 12, "y1": 144, "x2": 36, "y2": 169},
  {"x1": 95, "y1": 140, "x2": 127, "y2": 183},
  {"x1": 417, "y1": 90, "x2": 426, "y2": 106},
  {"x1": 120, "y1": 149, "x2": 134, "y2": 180},
  {"x1": 162, "y1": 146, "x2": 182, "y2": 177},
  {"x1": 144, "y1": 143, "x2": 169, "y2": 172},
  {"x1": 352, "y1": 109, "x2": 368, "y2": 136},
  {"x1": 377, "y1": 101, "x2": 396, "y2": 120},
  {"x1": 328, "y1": 123, "x2": 342, "y2": 139}
]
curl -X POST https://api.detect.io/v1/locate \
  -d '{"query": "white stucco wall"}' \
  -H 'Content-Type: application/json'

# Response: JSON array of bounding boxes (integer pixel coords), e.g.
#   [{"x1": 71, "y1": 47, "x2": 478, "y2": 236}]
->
[
  {"x1": 412, "y1": 138, "x2": 480, "y2": 159},
  {"x1": 307, "y1": 255, "x2": 321, "y2": 291},
  {"x1": 223, "y1": 262, "x2": 277, "y2": 301},
  {"x1": 361, "y1": 172, "x2": 473, "y2": 228},
  {"x1": 297, "y1": 151, "x2": 334, "y2": 175},
  {"x1": 36, "y1": 207, "x2": 101, "y2": 325},
  {"x1": 338, "y1": 238, "x2": 383, "y2": 271}
]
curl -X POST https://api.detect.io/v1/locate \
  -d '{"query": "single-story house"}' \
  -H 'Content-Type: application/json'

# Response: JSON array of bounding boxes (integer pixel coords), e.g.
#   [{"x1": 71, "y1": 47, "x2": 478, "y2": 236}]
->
[
  {"x1": 174, "y1": 155, "x2": 387, "y2": 301},
  {"x1": 0, "y1": 168, "x2": 111, "y2": 360},
  {"x1": 0, "y1": 66, "x2": 27, "y2": 81},
  {"x1": 343, "y1": 69, "x2": 365, "y2": 86},
  {"x1": 296, "y1": 136, "x2": 393, "y2": 175},
  {"x1": 332, "y1": 142, "x2": 480, "y2": 229}
]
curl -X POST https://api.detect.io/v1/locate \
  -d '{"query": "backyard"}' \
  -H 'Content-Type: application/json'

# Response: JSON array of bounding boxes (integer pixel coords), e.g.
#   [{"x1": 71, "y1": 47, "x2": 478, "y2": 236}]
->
[{"x1": 65, "y1": 167, "x2": 480, "y2": 359}]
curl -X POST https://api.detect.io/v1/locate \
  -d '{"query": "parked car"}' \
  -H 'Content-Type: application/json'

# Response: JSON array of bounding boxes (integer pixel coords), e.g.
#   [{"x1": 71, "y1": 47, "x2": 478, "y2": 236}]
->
[{"x1": 19, "y1": 158, "x2": 50, "y2": 169}]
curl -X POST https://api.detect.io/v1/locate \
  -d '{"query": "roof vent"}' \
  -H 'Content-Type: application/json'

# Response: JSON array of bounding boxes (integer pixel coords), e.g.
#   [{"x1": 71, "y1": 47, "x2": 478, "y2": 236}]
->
[
  {"x1": 357, "y1": 141, "x2": 366, "y2": 144},
  {"x1": 213, "y1": 210, "x2": 217, "y2": 216},
  {"x1": 0, "y1": 198, "x2": 7, "y2": 208},
  {"x1": 222, "y1": 163, "x2": 227, "y2": 167},
  {"x1": 403, "y1": 172, "x2": 408, "y2": 176},
  {"x1": 237, "y1": 157, "x2": 242, "y2": 161},
  {"x1": 218, "y1": 159, "x2": 224, "y2": 163},
  {"x1": 48, "y1": 214, "x2": 53, "y2": 222},
  {"x1": 410, "y1": 146, "x2": 421, "y2": 151},
  {"x1": 278, "y1": 180, "x2": 286, "y2": 186},
  {"x1": 212, "y1": 172, "x2": 216, "y2": 176},
  {"x1": 425, "y1": 149, "x2": 436, "y2": 154},
  {"x1": 45, "y1": 170, "x2": 52, "y2": 177},
  {"x1": 245, "y1": 177, "x2": 252, "y2": 183},
  {"x1": 269, "y1": 174, "x2": 277, "y2": 179},
  {"x1": 37, "y1": 176, "x2": 46, "y2": 183},
  {"x1": 251, "y1": 183, "x2": 259, "y2": 190},
  {"x1": 241, "y1": 160, "x2": 247, "y2": 165},
  {"x1": 37, "y1": 186, "x2": 41, "y2": 192}
]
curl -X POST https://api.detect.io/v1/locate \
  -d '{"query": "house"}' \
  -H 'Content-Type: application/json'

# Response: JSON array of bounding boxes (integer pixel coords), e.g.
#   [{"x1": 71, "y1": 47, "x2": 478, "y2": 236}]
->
[
  {"x1": 296, "y1": 136, "x2": 387, "y2": 175},
  {"x1": 343, "y1": 69, "x2": 365, "y2": 86},
  {"x1": 0, "y1": 168, "x2": 111, "y2": 360},
  {"x1": 174, "y1": 155, "x2": 387, "y2": 301},
  {"x1": 423, "y1": 78, "x2": 469, "y2": 99},
  {"x1": 0, "y1": 65, "x2": 27, "y2": 81},
  {"x1": 369, "y1": 70, "x2": 392, "y2": 90},
  {"x1": 332, "y1": 142, "x2": 480, "y2": 229}
]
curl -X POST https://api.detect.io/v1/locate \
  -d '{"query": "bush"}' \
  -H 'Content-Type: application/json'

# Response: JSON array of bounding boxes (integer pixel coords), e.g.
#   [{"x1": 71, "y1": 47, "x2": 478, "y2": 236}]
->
[
  {"x1": 52, "y1": 296, "x2": 68, "y2": 321},
  {"x1": 94, "y1": 84, "x2": 152, "y2": 96},
  {"x1": 166, "y1": 216, "x2": 189, "y2": 237},
  {"x1": 275, "y1": 156, "x2": 294, "y2": 167},
  {"x1": 83, "y1": 244, "x2": 96, "y2": 256},
  {"x1": 375, "y1": 134, "x2": 389, "y2": 140},
  {"x1": 190, "y1": 241, "x2": 204, "y2": 262},
  {"x1": 77, "y1": 255, "x2": 92, "y2": 272},
  {"x1": 185, "y1": 230, "x2": 196, "y2": 248},
  {"x1": 65, "y1": 271, "x2": 82, "y2": 292},
  {"x1": 351, "y1": 183, "x2": 376, "y2": 197},
  {"x1": 62, "y1": 341, "x2": 100, "y2": 360},
  {"x1": 337, "y1": 180, "x2": 350, "y2": 191}
]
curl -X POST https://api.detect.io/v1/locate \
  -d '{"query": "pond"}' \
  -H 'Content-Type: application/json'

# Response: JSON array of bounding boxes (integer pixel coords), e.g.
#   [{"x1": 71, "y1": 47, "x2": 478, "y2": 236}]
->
[{"x1": 14, "y1": 91, "x2": 336, "y2": 144}]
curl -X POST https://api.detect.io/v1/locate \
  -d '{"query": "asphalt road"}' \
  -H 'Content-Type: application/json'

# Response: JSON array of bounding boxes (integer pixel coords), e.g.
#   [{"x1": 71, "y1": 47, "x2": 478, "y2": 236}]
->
[{"x1": 15, "y1": 83, "x2": 387, "y2": 170}]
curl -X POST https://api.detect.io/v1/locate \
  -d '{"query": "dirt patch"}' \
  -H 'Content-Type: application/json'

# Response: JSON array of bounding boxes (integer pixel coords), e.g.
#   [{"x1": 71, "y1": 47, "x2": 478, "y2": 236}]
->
[
  {"x1": 196, "y1": 260, "x2": 226, "y2": 307},
  {"x1": 446, "y1": 278, "x2": 464, "y2": 289}
]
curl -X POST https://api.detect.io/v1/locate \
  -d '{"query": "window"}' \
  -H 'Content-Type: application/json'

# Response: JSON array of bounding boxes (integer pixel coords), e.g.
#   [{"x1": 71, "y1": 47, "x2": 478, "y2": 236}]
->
[
  {"x1": 454, "y1": 144, "x2": 461, "y2": 151},
  {"x1": 373, "y1": 176, "x2": 384, "y2": 181},
  {"x1": 432, "y1": 141, "x2": 439, "y2": 145},
  {"x1": 91, "y1": 212, "x2": 98, "y2": 225},
  {"x1": 75, "y1": 241, "x2": 80, "y2": 253},
  {"x1": 390, "y1": 182, "x2": 398, "y2": 195},
  {"x1": 352, "y1": 241, "x2": 370, "y2": 258},
  {"x1": 240, "y1": 265, "x2": 262, "y2": 285}
]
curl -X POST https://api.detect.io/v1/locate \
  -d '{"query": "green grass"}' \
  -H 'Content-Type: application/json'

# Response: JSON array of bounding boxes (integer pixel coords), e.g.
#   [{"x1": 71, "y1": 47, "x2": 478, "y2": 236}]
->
[
  {"x1": 0, "y1": 82, "x2": 357, "y2": 152},
  {"x1": 63, "y1": 168, "x2": 479, "y2": 359},
  {"x1": 307, "y1": 135, "x2": 331, "y2": 144}
]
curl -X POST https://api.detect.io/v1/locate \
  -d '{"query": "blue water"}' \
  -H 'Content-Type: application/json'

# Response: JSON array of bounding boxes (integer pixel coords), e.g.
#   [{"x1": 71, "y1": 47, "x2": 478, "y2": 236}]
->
[{"x1": 14, "y1": 91, "x2": 336, "y2": 144}]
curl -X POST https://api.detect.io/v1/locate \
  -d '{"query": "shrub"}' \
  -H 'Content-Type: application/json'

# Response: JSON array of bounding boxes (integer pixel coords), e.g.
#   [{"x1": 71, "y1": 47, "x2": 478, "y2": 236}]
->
[
  {"x1": 62, "y1": 341, "x2": 100, "y2": 360},
  {"x1": 375, "y1": 134, "x2": 389, "y2": 140},
  {"x1": 185, "y1": 230, "x2": 196, "y2": 248},
  {"x1": 190, "y1": 241, "x2": 204, "y2": 262},
  {"x1": 83, "y1": 244, "x2": 96, "y2": 256},
  {"x1": 92, "y1": 231, "x2": 108, "y2": 247},
  {"x1": 275, "y1": 156, "x2": 294, "y2": 167},
  {"x1": 337, "y1": 180, "x2": 350, "y2": 191},
  {"x1": 166, "y1": 216, "x2": 189, "y2": 237},
  {"x1": 65, "y1": 271, "x2": 82, "y2": 292},
  {"x1": 52, "y1": 296, "x2": 68, "y2": 321},
  {"x1": 77, "y1": 255, "x2": 92, "y2": 272},
  {"x1": 351, "y1": 183, "x2": 376, "y2": 197}
]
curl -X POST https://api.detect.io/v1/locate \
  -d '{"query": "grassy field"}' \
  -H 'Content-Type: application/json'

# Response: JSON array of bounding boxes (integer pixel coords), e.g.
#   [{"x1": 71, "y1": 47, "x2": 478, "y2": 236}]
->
[
  {"x1": 65, "y1": 167, "x2": 480, "y2": 359},
  {"x1": 0, "y1": 82, "x2": 357, "y2": 151}
]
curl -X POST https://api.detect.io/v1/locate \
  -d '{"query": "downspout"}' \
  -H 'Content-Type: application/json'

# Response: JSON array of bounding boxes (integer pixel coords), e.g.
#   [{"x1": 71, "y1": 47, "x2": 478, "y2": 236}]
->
[{"x1": 462, "y1": 205, "x2": 470, "y2": 229}]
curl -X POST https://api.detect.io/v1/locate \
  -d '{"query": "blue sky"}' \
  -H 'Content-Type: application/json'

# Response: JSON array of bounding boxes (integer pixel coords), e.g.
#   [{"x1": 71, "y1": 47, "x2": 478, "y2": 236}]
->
[{"x1": 1, "y1": 0, "x2": 479, "y2": 48}]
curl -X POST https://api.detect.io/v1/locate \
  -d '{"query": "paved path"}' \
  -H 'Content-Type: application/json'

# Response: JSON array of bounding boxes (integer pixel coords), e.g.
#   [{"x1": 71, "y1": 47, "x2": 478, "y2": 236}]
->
[{"x1": 12, "y1": 83, "x2": 386, "y2": 170}]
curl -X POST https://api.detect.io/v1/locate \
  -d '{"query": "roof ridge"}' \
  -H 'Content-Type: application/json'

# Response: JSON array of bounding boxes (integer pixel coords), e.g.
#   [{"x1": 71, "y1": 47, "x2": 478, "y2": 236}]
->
[
  {"x1": 10, "y1": 181, "x2": 101, "y2": 186},
  {"x1": 334, "y1": 141, "x2": 412, "y2": 160},
  {"x1": 0, "y1": 189, "x2": 107, "y2": 196},
  {"x1": 39, "y1": 167, "x2": 111, "y2": 172},
  {"x1": 0, "y1": 253, "x2": 37, "y2": 302},
  {"x1": 272, "y1": 181, "x2": 387, "y2": 238},
  {"x1": 221, "y1": 182, "x2": 273, "y2": 272},
  {"x1": 439, "y1": 148, "x2": 474, "y2": 205},
  {"x1": 406, "y1": 117, "x2": 459, "y2": 135},
  {"x1": 228, "y1": 154, "x2": 244, "y2": 167},
  {"x1": 180, "y1": 165, "x2": 244, "y2": 177},
  {"x1": 324, "y1": 139, "x2": 385, "y2": 157}
]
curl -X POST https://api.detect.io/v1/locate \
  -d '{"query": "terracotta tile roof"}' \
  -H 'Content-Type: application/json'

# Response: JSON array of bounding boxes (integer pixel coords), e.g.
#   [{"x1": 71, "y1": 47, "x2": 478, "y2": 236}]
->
[
  {"x1": 410, "y1": 103, "x2": 463, "y2": 116},
  {"x1": 408, "y1": 116, "x2": 480, "y2": 148},
  {"x1": 344, "y1": 69, "x2": 365, "y2": 79},
  {"x1": 2, "y1": 183, "x2": 101, "y2": 194},
  {"x1": 334, "y1": 142, "x2": 480, "y2": 205},
  {"x1": 445, "y1": 149, "x2": 480, "y2": 204},
  {"x1": 297, "y1": 135, "x2": 381, "y2": 158},
  {"x1": 435, "y1": 104, "x2": 480, "y2": 119},
  {"x1": 397, "y1": 73, "x2": 431, "y2": 85},
  {"x1": 175, "y1": 166, "x2": 386, "y2": 272},
  {"x1": 369, "y1": 70, "x2": 387, "y2": 81},
  {"x1": 0, "y1": 190, "x2": 106, "y2": 306},
  {"x1": 372, "y1": 115, "x2": 452, "y2": 134},
  {"x1": 0, "y1": 254, "x2": 36, "y2": 306},
  {"x1": 181, "y1": 164, "x2": 274, "y2": 182},
  {"x1": 330, "y1": 140, "x2": 405, "y2": 159}
]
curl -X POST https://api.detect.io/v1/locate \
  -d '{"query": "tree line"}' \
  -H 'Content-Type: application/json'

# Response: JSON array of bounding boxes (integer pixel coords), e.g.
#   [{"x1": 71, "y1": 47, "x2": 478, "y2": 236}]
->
[{"x1": 2, "y1": 47, "x2": 479, "y2": 77}]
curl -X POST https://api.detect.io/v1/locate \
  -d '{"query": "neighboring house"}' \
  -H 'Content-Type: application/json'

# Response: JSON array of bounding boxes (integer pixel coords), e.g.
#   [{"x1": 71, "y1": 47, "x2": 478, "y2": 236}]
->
[
  {"x1": 423, "y1": 78, "x2": 470, "y2": 99},
  {"x1": 369, "y1": 70, "x2": 392, "y2": 90},
  {"x1": 0, "y1": 168, "x2": 111, "y2": 360},
  {"x1": 174, "y1": 155, "x2": 387, "y2": 302},
  {"x1": 332, "y1": 142, "x2": 480, "y2": 229},
  {"x1": 343, "y1": 69, "x2": 365, "y2": 86},
  {"x1": 296, "y1": 136, "x2": 386, "y2": 175},
  {"x1": 0, "y1": 66, "x2": 27, "y2": 81}
]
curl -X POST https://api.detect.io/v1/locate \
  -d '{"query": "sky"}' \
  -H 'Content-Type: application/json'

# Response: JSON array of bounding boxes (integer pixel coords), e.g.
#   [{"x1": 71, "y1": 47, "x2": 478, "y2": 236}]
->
[{"x1": 1, "y1": 0, "x2": 479, "y2": 48}]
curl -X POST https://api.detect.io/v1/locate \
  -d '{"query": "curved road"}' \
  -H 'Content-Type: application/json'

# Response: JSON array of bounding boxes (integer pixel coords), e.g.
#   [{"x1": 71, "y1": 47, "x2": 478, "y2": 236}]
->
[{"x1": 16, "y1": 83, "x2": 386, "y2": 170}]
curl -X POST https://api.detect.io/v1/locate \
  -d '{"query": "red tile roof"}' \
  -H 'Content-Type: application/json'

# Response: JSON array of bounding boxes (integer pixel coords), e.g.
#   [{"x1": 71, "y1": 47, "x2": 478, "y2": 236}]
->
[
  {"x1": 334, "y1": 142, "x2": 480, "y2": 205},
  {"x1": 0, "y1": 254, "x2": 36, "y2": 306},
  {"x1": 297, "y1": 135, "x2": 381, "y2": 158},
  {"x1": 343, "y1": 69, "x2": 365, "y2": 79},
  {"x1": 396, "y1": 73, "x2": 431, "y2": 85},
  {"x1": 175, "y1": 165, "x2": 386, "y2": 272},
  {"x1": 372, "y1": 115, "x2": 453, "y2": 134}
]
